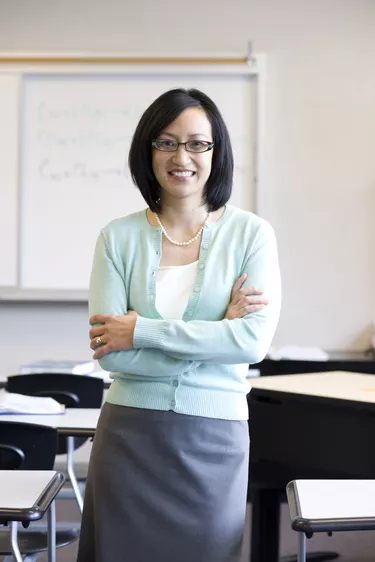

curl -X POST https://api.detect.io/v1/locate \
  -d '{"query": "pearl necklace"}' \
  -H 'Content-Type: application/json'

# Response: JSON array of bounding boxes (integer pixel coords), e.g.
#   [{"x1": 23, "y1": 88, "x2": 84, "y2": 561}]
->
[{"x1": 155, "y1": 212, "x2": 210, "y2": 246}]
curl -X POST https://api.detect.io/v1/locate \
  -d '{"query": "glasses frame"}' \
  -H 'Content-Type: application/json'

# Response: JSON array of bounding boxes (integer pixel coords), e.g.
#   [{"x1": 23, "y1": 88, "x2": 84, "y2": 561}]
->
[{"x1": 152, "y1": 139, "x2": 215, "y2": 153}]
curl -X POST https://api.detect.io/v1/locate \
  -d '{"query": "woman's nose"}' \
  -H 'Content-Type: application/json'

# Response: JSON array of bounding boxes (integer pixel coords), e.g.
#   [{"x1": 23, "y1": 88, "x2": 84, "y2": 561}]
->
[{"x1": 172, "y1": 145, "x2": 191, "y2": 165}]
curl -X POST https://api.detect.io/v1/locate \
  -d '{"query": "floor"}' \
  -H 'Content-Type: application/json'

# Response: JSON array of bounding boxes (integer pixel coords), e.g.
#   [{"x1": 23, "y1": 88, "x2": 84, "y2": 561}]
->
[{"x1": 4, "y1": 499, "x2": 375, "y2": 562}]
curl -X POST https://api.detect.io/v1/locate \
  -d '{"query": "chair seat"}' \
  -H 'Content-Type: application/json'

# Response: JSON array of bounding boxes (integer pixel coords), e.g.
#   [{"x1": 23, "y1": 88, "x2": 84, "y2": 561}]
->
[{"x1": 0, "y1": 528, "x2": 79, "y2": 555}]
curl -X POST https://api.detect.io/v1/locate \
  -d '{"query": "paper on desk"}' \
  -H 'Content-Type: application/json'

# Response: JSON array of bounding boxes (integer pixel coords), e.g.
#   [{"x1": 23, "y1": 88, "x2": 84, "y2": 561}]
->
[
  {"x1": 0, "y1": 390, "x2": 65, "y2": 414},
  {"x1": 267, "y1": 345, "x2": 329, "y2": 361}
]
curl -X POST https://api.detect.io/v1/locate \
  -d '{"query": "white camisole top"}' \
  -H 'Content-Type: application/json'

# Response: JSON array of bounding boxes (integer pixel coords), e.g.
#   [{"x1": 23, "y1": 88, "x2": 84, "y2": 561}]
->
[{"x1": 155, "y1": 261, "x2": 198, "y2": 320}]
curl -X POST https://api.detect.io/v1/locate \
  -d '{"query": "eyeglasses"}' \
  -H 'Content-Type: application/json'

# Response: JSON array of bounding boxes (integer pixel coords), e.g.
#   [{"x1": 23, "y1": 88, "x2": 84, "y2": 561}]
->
[{"x1": 152, "y1": 139, "x2": 214, "y2": 153}]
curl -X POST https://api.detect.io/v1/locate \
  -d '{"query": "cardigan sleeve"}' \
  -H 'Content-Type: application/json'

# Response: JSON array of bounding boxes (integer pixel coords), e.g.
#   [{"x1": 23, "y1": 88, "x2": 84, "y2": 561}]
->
[
  {"x1": 133, "y1": 221, "x2": 281, "y2": 364},
  {"x1": 89, "y1": 232, "x2": 201, "y2": 377}
]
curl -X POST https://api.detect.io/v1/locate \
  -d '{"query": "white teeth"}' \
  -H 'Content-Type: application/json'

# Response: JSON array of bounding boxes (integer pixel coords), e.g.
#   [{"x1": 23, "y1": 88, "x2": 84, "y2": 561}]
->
[{"x1": 170, "y1": 171, "x2": 194, "y2": 177}]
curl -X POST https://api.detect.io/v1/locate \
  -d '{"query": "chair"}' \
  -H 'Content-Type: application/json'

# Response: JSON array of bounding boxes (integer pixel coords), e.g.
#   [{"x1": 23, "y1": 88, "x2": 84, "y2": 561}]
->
[
  {"x1": 7, "y1": 373, "x2": 104, "y2": 512},
  {"x1": 0, "y1": 420, "x2": 79, "y2": 562},
  {"x1": 286, "y1": 479, "x2": 375, "y2": 562}
]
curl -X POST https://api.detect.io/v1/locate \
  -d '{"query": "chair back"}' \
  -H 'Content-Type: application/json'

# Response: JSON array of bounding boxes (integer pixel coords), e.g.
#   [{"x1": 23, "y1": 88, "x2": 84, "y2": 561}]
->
[
  {"x1": 6, "y1": 373, "x2": 104, "y2": 454},
  {"x1": 0, "y1": 421, "x2": 80, "y2": 552},
  {"x1": 0, "y1": 421, "x2": 57, "y2": 470}
]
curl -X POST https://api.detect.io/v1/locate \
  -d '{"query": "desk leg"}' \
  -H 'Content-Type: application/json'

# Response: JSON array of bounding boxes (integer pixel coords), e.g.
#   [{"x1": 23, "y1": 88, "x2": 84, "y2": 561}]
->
[
  {"x1": 250, "y1": 489, "x2": 280, "y2": 562},
  {"x1": 250, "y1": 491, "x2": 339, "y2": 562},
  {"x1": 10, "y1": 521, "x2": 23, "y2": 562},
  {"x1": 298, "y1": 533, "x2": 306, "y2": 562},
  {"x1": 47, "y1": 500, "x2": 56, "y2": 562},
  {"x1": 67, "y1": 436, "x2": 83, "y2": 513}
]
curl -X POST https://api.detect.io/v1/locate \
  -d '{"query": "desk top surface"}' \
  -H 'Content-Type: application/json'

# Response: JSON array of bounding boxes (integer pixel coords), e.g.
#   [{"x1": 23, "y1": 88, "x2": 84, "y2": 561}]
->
[
  {"x1": 263, "y1": 350, "x2": 375, "y2": 363},
  {"x1": 289, "y1": 479, "x2": 375, "y2": 520},
  {"x1": 0, "y1": 408, "x2": 100, "y2": 435},
  {"x1": 0, "y1": 470, "x2": 59, "y2": 510},
  {"x1": 326, "y1": 350, "x2": 375, "y2": 361},
  {"x1": 250, "y1": 371, "x2": 375, "y2": 404}
]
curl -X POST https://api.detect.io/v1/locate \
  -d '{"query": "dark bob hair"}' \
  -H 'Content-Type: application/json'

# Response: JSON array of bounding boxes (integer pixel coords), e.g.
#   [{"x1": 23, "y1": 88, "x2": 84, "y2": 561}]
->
[{"x1": 128, "y1": 88, "x2": 233, "y2": 213}]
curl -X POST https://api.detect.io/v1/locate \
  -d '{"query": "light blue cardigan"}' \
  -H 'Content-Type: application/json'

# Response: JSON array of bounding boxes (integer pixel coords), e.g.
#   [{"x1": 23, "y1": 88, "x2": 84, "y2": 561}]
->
[{"x1": 89, "y1": 205, "x2": 281, "y2": 420}]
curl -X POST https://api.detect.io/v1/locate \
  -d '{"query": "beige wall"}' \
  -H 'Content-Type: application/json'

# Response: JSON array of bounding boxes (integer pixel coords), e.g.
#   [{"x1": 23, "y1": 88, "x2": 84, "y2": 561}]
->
[{"x1": 1, "y1": 0, "x2": 375, "y2": 375}]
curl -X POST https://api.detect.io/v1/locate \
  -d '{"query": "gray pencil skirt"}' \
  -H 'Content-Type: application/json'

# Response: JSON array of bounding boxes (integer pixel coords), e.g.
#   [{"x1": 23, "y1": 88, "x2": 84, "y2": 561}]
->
[{"x1": 76, "y1": 402, "x2": 250, "y2": 562}]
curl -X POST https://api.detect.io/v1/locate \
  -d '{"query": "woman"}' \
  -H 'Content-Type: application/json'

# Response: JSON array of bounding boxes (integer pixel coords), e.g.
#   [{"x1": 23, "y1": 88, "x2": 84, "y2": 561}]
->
[{"x1": 77, "y1": 88, "x2": 281, "y2": 562}]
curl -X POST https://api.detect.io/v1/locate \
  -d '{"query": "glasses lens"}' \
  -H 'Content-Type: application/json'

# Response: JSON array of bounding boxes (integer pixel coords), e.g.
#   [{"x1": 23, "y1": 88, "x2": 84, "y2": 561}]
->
[
  {"x1": 154, "y1": 140, "x2": 177, "y2": 151},
  {"x1": 186, "y1": 141, "x2": 213, "y2": 153}
]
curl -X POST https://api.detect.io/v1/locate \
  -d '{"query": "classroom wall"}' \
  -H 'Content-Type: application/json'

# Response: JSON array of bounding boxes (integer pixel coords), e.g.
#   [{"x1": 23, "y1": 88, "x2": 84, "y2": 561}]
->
[{"x1": 1, "y1": 0, "x2": 375, "y2": 375}]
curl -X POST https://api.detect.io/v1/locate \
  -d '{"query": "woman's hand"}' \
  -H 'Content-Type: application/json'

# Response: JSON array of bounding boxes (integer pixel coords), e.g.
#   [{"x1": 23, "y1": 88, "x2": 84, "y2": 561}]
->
[
  {"x1": 89, "y1": 311, "x2": 139, "y2": 360},
  {"x1": 225, "y1": 274, "x2": 268, "y2": 320}
]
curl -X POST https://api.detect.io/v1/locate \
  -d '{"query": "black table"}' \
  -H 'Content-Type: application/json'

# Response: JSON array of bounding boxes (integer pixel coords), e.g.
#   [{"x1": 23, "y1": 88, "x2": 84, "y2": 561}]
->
[
  {"x1": 248, "y1": 371, "x2": 375, "y2": 562},
  {"x1": 253, "y1": 350, "x2": 375, "y2": 376}
]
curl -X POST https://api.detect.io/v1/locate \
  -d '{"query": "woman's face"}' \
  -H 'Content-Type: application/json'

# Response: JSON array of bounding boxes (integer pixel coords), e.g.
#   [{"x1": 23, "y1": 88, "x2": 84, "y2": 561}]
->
[{"x1": 152, "y1": 107, "x2": 214, "y2": 205}]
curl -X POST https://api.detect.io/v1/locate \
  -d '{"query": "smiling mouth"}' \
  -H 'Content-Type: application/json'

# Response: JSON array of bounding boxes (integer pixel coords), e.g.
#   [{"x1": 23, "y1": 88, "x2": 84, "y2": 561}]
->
[{"x1": 169, "y1": 171, "x2": 196, "y2": 177}]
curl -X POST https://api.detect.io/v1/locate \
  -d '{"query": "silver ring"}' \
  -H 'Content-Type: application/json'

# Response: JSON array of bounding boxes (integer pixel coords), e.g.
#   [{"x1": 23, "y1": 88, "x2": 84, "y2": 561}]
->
[{"x1": 96, "y1": 336, "x2": 102, "y2": 346}]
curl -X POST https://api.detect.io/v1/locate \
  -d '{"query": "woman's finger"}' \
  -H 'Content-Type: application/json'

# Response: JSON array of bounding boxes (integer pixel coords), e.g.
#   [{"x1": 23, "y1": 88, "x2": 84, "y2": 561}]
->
[
  {"x1": 231, "y1": 273, "x2": 247, "y2": 298},
  {"x1": 245, "y1": 296, "x2": 269, "y2": 306},
  {"x1": 89, "y1": 314, "x2": 112, "y2": 326},
  {"x1": 89, "y1": 325, "x2": 106, "y2": 340},
  {"x1": 240, "y1": 286, "x2": 264, "y2": 297},
  {"x1": 230, "y1": 286, "x2": 264, "y2": 307},
  {"x1": 89, "y1": 334, "x2": 106, "y2": 351},
  {"x1": 232, "y1": 296, "x2": 267, "y2": 311},
  {"x1": 239, "y1": 304, "x2": 265, "y2": 317},
  {"x1": 93, "y1": 342, "x2": 112, "y2": 360}
]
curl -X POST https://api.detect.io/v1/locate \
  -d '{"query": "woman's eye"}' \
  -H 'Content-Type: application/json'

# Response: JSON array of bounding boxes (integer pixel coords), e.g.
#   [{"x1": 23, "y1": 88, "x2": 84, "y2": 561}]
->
[{"x1": 160, "y1": 140, "x2": 175, "y2": 147}]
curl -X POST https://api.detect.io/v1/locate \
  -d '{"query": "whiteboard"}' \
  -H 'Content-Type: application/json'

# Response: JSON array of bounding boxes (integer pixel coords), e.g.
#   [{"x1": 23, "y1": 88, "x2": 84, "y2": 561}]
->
[
  {"x1": 0, "y1": 74, "x2": 19, "y2": 287},
  {"x1": 1, "y1": 60, "x2": 265, "y2": 293}
]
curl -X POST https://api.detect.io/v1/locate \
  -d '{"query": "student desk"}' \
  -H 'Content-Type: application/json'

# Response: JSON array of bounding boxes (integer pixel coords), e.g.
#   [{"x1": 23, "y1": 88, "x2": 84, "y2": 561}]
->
[
  {"x1": 0, "y1": 409, "x2": 101, "y2": 511},
  {"x1": 0, "y1": 470, "x2": 65, "y2": 562},
  {"x1": 286, "y1": 479, "x2": 375, "y2": 562},
  {"x1": 248, "y1": 371, "x2": 375, "y2": 562},
  {"x1": 0, "y1": 408, "x2": 101, "y2": 436}
]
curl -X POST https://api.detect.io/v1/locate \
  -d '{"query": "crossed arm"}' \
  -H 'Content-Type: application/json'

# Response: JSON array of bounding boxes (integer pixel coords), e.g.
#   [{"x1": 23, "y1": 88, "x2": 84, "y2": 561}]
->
[
  {"x1": 88, "y1": 233, "x2": 202, "y2": 377},
  {"x1": 88, "y1": 224, "x2": 280, "y2": 375}
]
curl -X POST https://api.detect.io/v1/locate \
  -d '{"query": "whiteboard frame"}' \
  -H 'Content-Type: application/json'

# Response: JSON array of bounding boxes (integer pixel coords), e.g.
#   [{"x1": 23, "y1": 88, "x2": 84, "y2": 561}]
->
[{"x1": 0, "y1": 53, "x2": 266, "y2": 301}]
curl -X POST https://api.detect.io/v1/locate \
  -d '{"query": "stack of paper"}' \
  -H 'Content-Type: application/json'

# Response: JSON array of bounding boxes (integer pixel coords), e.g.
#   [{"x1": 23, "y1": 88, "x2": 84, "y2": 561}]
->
[
  {"x1": 267, "y1": 346, "x2": 329, "y2": 361},
  {"x1": 0, "y1": 390, "x2": 65, "y2": 414},
  {"x1": 19, "y1": 359, "x2": 95, "y2": 375}
]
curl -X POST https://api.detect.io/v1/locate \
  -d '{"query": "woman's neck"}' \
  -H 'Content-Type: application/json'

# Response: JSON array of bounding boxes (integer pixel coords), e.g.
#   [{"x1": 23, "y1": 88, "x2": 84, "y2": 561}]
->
[{"x1": 157, "y1": 201, "x2": 209, "y2": 231}]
